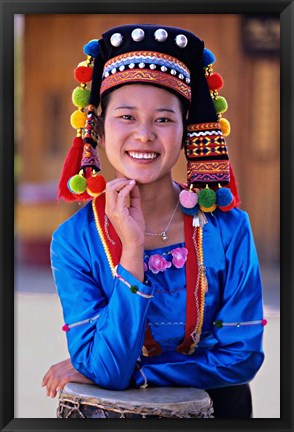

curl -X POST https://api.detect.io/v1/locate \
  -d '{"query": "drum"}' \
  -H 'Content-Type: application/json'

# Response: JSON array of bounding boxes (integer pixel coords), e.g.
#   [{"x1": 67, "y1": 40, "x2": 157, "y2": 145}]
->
[{"x1": 57, "y1": 382, "x2": 214, "y2": 418}]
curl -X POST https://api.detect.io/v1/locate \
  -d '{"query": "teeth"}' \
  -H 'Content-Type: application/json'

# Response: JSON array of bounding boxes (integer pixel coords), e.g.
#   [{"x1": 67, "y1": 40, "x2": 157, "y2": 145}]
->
[{"x1": 128, "y1": 152, "x2": 157, "y2": 160}]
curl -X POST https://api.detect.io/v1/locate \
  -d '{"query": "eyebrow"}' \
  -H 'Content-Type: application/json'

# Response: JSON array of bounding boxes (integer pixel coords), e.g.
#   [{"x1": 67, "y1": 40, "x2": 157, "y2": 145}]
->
[{"x1": 114, "y1": 106, "x2": 176, "y2": 113}]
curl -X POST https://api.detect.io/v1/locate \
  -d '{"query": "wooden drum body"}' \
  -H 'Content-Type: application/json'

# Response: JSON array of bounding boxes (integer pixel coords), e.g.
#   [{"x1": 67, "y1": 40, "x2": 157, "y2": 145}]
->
[{"x1": 57, "y1": 383, "x2": 214, "y2": 418}]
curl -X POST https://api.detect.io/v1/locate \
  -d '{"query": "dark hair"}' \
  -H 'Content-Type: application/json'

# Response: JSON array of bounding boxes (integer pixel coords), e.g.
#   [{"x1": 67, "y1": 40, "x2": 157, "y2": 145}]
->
[{"x1": 98, "y1": 85, "x2": 188, "y2": 147}]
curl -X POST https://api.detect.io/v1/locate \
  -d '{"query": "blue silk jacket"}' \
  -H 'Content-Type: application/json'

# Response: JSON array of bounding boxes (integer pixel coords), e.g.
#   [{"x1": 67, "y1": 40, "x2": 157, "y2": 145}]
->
[{"x1": 51, "y1": 195, "x2": 265, "y2": 390}]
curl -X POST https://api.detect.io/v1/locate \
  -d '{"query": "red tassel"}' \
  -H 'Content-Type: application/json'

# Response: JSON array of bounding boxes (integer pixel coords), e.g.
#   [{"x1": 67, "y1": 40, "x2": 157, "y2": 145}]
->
[
  {"x1": 228, "y1": 164, "x2": 241, "y2": 207},
  {"x1": 57, "y1": 137, "x2": 88, "y2": 202}
]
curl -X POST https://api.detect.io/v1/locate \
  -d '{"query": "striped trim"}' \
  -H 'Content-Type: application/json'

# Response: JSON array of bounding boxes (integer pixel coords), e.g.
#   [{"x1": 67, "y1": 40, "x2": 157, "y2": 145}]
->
[
  {"x1": 62, "y1": 313, "x2": 100, "y2": 332},
  {"x1": 213, "y1": 319, "x2": 267, "y2": 328},
  {"x1": 103, "y1": 51, "x2": 190, "y2": 78},
  {"x1": 187, "y1": 122, "x2": 221, "y2": 132},
  {"x1": 92, "y1": 197, "x2": 116, "y2": 275}
]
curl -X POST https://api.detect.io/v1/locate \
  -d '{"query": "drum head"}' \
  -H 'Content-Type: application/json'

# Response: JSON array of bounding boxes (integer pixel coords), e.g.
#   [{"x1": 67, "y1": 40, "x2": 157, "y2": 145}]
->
[{"x1": 58, "y1": 383, "x2": 213, "y2": 418}]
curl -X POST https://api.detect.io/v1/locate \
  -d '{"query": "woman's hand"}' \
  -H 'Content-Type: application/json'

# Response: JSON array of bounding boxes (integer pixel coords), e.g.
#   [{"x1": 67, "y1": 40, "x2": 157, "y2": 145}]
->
[
  {"x1": 41, "y1": 358, "x2": 94, "y2": 398},
  {"x1": 105, "y1": 178, "x2": 145, "y2": 280}
]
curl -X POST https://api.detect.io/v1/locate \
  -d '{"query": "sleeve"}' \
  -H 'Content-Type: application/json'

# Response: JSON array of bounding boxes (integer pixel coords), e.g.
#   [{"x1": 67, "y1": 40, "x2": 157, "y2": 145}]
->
[
  {"x1": 51, "y1": 221, "x2": 154, "y2": 390},
  {"x1": 133, "y1": 211, "x2": 266, "y2": 389}
]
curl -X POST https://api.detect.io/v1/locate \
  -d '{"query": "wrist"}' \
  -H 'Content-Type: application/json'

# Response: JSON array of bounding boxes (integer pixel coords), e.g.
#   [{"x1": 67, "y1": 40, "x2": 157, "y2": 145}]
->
[{"x1": 120, "y1": 247, "x2": 144, "y2": 282}]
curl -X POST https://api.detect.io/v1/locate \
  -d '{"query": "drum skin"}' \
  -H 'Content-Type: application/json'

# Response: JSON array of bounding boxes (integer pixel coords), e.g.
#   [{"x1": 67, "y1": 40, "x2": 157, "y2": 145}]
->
[{"x1": 57, "y1": 382, "x2": 214, "y2": 418}]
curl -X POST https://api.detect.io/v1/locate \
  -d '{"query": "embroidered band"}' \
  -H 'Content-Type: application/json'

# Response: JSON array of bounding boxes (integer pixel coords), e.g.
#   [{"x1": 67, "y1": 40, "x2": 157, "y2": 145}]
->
[
  {"x1": 103, "y1": 51, "x2": 190, "y2": 80},
  {"x1": 81, "y1": 143, "x2": 101, "y2": 170},
  {"x1": 83, "y1": 106, "x2": 99, "y2": 147},
  {"x1": 101, "y1": 69, "x2": 191, "y2": 101},
  {"x1": 185, "y1": 122, "x2": 230, "y2": 186},
  {"x1": 187, "y1": 160, "x2": 230, "y2": 184}
]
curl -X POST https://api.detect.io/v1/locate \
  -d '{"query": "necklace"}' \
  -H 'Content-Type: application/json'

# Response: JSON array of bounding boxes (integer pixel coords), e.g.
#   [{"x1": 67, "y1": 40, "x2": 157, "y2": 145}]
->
[{"x1": 145, "y1": 200, "x2": 179, "y2": 242}]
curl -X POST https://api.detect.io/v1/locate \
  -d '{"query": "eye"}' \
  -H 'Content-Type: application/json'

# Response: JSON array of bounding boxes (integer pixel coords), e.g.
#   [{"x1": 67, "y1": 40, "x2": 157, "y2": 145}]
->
[
  {"x1": 121, "y1": 114, "x2": 134, "y2": 120},
  {"x1": 155, "y1": 117, "x2": 172, "y2": 123}
]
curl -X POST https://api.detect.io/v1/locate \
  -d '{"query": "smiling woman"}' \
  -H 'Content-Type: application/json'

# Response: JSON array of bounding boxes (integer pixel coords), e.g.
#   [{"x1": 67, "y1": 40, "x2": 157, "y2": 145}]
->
[
  {"x1": 100, "y1": 84, "x2": 184, "y2": 188},
  {"x1": 41, "y1": 23, "x2": 266, "y2": 419}
]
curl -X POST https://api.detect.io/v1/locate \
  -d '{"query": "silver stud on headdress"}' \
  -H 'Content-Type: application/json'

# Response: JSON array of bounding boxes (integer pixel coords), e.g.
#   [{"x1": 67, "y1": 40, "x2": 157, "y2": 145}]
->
[
  {"x1": 154, "y1": 28, "x2": 168, "y2": 42},
  {"x1": 131, "y1": 28, "x2": 145, "y2": 42},
  {"x1": 110, "y1": 33, "x2": 123, "y2": 47},
  {"x1": 175, "y1": 34, "x2": 188, "y2": 48}
]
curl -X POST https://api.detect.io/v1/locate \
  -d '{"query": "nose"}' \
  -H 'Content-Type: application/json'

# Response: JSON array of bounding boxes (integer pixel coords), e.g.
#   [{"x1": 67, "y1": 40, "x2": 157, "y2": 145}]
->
[{"x1": 133, "y1": 122, "x2": 155, "y2": 143}]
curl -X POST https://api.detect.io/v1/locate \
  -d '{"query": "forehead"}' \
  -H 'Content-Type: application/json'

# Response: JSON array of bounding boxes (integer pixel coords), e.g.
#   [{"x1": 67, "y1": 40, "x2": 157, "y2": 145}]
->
[{"x1": 107, "y1": 84, "x2": 182, "y2": 107}]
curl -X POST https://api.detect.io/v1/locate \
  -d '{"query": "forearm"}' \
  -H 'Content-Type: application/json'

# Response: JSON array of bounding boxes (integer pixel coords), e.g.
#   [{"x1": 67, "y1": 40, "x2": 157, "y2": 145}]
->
[
  {"x1": 134, "y1": 343, "x2": 264, "y2": 389},
  {"x1": 63, "y1": 264, "x2": 154, "y2": 390},
  {"x1": 120, "y1": 246, "x2": 145, "y2": 282}
]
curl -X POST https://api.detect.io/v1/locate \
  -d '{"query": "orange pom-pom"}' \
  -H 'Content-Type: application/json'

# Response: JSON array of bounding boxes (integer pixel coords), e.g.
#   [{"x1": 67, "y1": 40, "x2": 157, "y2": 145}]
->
[
  {"x1": 206, "y1": 73, "x2": 224, "y2": 91},
  {"x1": 86, "y1": 174, "x2": 106, "y2": 197}
]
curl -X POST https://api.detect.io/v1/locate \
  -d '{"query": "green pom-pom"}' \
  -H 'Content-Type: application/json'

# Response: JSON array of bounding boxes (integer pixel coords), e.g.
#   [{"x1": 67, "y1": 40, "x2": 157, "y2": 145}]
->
[
  {"x1": 213, "y1": 96, "x2": 228, "y2": 114},
  {"x1": 68, "y1": 174, "x2": 87, "y2": 194},
  {"x1": 130, "y1": 285, "x2": 138, "y2": 294},
  {"x1": 72, "y1": 87, "x2": 91, "y2": 108},
  {"x1": 214, "y1": 320, "x2": 223, "y2": 329},
  {"x1": 198, "y1": 188, "x2": 216, "y2": 208}
]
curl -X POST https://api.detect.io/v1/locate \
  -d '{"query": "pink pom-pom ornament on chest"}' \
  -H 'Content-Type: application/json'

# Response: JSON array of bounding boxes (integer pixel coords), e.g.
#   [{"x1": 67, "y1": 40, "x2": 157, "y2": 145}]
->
[{"x1": 179, "y1": 189, "x2": 198, "y2": 209}]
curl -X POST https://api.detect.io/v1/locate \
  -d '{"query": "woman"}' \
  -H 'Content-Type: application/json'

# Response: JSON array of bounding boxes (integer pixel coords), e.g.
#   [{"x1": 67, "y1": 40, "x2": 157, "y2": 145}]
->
[{"x1": 42, "y1": 24, "x2": 266, "y2": 418}]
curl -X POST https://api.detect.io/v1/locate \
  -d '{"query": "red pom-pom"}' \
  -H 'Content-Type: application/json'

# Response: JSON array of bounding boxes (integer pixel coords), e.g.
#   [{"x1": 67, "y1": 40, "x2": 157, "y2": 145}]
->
[
  {"x1": 87, "y1": 174, "x2": 106, "y2": 197},
  {"x1": 62, "y1": 324, "x2": 69, "y2": 332},
  {"x1": 206, "y1": 73, "x2": 224, "y2": 91},
  {"x1": 218, "y1": 197, "x2": 236, "y2": 212},
  {"x1": 74, "y1": 65, "x2": 93, "y2": 83},
  {"x1": 261, "y1": 319, "x2": 268, "y2": 326}
]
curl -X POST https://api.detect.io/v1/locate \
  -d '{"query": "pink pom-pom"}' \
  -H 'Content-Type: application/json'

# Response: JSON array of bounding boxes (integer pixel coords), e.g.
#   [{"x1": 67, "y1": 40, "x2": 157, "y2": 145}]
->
[
  {"x1": 62, "y1": 324, "x2": 69, "y2": 332},
  {"x1": 261, "y1": 319, "x2": 268, "y2": 326},
  {"x1": 179, "y1": 190, "x2": 198, "y2": 208}
]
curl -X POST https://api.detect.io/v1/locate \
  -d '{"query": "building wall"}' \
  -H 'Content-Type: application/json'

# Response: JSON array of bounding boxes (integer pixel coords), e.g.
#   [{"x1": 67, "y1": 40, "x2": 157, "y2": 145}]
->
[{"x1": 16, "y1": 14, "x2": 280, "y2": 264}]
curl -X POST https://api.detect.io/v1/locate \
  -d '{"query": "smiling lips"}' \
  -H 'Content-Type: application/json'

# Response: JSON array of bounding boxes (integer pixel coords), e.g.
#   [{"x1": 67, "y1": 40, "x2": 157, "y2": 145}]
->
[{"x1": 127, "y1": 151, "x2": 159, "y2": 161}]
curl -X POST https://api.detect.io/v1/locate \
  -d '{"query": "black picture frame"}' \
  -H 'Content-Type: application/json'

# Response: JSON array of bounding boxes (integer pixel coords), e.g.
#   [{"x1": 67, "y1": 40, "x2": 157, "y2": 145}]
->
[{"x1": 0, "y1": 0, "x2": 293, "y2": 431}]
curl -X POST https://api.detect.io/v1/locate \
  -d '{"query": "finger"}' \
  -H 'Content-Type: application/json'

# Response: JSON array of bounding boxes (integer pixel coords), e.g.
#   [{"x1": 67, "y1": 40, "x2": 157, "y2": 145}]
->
[
  {"x1": 106, "y1": 178, "x2": 131, "y2": 212},
  {"x1": 106, "y1": 178, "x2": 130, "y2": 193},
  {"x1": 41, "y1": 368, "x2": 52, "y2": 387},
  {"x1": 129, "y1": 183, "x2": 141, "y2": 208},
  {"x1": 115, "y1": 180, "x2": 136, "y2": 211}
]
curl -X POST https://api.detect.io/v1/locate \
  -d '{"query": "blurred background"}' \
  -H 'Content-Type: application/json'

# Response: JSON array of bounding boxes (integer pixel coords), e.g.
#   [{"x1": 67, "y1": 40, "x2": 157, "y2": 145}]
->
[{"x1": 14, "y1": 14, "x2": 280, "y2": 418}]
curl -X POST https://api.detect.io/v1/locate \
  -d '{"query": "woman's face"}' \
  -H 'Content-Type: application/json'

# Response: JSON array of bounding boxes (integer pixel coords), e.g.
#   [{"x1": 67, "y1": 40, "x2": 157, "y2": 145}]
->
[{"x1": 101, "y1": 84, "x2": 184, "y2": 185}]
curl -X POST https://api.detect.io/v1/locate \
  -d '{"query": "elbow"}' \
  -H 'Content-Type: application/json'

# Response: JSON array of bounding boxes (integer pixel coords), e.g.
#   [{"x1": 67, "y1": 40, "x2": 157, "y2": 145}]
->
[
  {"x1": 231, "y1": 351, "x2": 265, "y2": 384},
  {"x1": 245, "y1": 351, "x2": 265, "y2": 381},
  {"x1": 92, "y1": 370, "x2": 131, "y2": 391},
  {"x1": 72, "y1": 357, "x2": 132, "y2": 391}
]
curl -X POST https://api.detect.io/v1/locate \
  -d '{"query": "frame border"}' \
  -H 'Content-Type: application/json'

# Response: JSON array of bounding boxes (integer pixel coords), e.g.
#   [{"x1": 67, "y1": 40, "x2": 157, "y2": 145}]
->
[{"x1": 1, "y1": 1, "x2": 293, "y2": 431}]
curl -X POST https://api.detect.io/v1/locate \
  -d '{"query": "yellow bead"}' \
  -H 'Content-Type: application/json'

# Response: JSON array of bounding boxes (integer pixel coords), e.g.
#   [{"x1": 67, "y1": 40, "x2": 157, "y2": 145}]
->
[
  {"x1": 70, "y1": 110, "x2": 87, "y2": 129},
  {"x1": 219, "y1": 117, "x2": 231, "y2": 137},
  {"x1": 199, "y1": 203, "x2": 217, "y2": 213}
]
